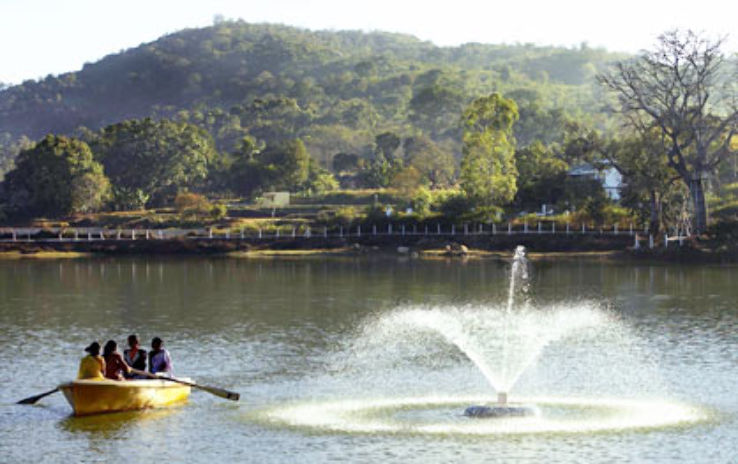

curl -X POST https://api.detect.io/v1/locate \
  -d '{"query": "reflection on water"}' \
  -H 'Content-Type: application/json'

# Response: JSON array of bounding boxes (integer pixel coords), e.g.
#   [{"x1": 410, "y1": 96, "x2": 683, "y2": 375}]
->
[
  {"x1": 59, "y1": 407, "x2": 181, "y2": 435},
  {"x1": 1, "y1": 256, "x2": 737, "y2": 463}
]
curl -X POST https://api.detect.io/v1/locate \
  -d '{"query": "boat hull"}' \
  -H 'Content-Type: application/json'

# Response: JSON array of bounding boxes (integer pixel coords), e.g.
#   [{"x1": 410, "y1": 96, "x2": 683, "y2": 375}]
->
[{"x1": 59, "y1": 379, "x2": 191, "y2": 416}]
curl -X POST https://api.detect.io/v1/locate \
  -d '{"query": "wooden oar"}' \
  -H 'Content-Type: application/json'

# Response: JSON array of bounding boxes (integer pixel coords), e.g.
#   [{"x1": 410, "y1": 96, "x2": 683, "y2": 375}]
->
[
  {"x1": 17, "y1": 387, "x2": 59, "y2": 405},
  {"x1": 129, "y1": 368, "x2": 239, "y2": 401}
]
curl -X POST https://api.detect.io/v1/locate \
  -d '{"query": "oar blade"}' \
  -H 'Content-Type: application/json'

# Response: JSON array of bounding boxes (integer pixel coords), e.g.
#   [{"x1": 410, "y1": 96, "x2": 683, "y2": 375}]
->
[
  {"x1": 17, "y1": 388, "x2": 59, "y2": 404},
  {"x1": 198, "y1": 385, "x2": 240, "y2": 401}
]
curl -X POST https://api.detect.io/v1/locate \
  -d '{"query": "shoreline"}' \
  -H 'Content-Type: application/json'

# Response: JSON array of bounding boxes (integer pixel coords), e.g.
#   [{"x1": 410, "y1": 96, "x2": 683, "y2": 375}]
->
[{"x1": 0, "y1": 238, "x2": 735, "y2": 263}]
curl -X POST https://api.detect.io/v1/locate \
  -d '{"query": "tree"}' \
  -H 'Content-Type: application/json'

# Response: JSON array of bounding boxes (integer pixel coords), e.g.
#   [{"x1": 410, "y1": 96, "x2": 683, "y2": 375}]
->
[
  {"x1": 1, "y1": 135, "x2": 110, "y2": 217},
  {"x1": 403, "y1": 135, "x2": 455, "y2": 187},
  {"x1": 459, "y1": 93, "x2": 519, "y2": 214},
  {"x1": 564, "y1": 123, "x2": 678, "y2": 233},
  {"x1": 599, "y1": 30, "x2": 738, "y2": 232},
  {"x1": 391, "y1": 165, "x2": 423, "y2": 200},
  {"x1": 514, "y1": 140, "x2": 569, "y2": 210},
  {"x1": 256, "y1": 138, "x2": 310, "y2": 191},
  {"x1": 92, "y1": 118, "x2": 216, "y2": 208}
]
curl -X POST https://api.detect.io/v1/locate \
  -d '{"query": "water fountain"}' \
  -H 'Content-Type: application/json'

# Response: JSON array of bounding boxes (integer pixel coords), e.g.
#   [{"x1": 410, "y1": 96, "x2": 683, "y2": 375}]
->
[{"x1": 256, "y1": 246, "x2": 705, "y2": 435}]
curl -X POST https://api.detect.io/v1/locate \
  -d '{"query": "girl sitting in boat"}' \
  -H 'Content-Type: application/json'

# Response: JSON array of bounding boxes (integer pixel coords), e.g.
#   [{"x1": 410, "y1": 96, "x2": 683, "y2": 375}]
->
[
  {"x1": 123, "y1": 334, "x2": 147, "y2": 379},
  {"x1": 148, "y1": 337, "x2": 173, "y2": 376},
  {"x1": 77, "y1": 341, "x2": 105, "y2": 380},
  {"x1": 103, "y1": 340, "x2": 131, "y2": 380}
]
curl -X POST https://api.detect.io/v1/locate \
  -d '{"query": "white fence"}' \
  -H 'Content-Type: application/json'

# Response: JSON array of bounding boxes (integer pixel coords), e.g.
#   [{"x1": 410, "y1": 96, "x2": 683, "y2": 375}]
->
[{"x1": 0, "y1": 222, "x2": 686, "y2": 249}]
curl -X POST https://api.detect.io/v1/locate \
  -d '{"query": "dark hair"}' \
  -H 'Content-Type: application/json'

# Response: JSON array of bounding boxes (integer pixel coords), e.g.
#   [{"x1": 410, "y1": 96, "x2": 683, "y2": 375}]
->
[
  {"x1": 84, "y1": 341, "x2": 101, "y2": 356},
  {"x1": 151, "y1": 337, "x2": 163, "y2": 349},
  {"x1": 127, "y1": 334, "x2": 139, "y2": 346},
  {"x1": 103, "y1": 340, "x2": 117, "y2": 357}
]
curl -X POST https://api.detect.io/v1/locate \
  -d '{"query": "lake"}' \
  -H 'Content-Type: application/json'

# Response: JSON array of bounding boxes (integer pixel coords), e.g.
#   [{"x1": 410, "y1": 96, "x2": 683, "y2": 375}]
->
[{"x1": 1, "y1": 255, "x2": 736, "y2": 463}]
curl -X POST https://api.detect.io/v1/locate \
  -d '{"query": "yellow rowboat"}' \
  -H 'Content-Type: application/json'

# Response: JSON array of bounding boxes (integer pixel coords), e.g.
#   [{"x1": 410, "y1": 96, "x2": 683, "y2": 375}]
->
[{"x1": 58, "y1": 378, "x2": 191, "y2": 416}]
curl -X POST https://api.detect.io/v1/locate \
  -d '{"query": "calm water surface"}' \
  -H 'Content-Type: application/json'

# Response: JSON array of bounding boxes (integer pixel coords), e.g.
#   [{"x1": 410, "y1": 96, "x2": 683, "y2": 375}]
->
[{"x1": 0, "y1": 256, "x2": 736, "y2": 463}]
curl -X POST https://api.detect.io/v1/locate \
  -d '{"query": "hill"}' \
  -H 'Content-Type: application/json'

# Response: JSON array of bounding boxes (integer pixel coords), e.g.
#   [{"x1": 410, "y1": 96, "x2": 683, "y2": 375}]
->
[{"x1": 0, "y1": 20, "x2": 625, "y2": 172}]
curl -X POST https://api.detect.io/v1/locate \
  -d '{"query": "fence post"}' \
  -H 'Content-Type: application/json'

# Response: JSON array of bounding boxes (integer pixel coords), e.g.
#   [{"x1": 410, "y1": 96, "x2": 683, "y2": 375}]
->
[
  {"x1": 451, "y1": 224, "x2": 456, "y2": 235},
  {"x1": 664, "y1": 234, "x2": 668, "y2": 249},
  {"x1": 508, "y1": 223, "x2": 511, "y2": 235},
  {"x1": 424, "y1": 225, "x2": 428, "y2": 235},
  {"x1": 402, "y1": 224, "x2": 406, "y2": 236},
  {"x1": 537, "y1": 222, "x2": 541, "y2": 234},
  {"x1": 629, "y1": 223, "x2": 633, "y2": 236},
  {"x1": 552, "y1": 222, "x2": 555, "y2": 234},
  {"x1": 117, "y1": 229, "x2": 121, "y2": 240},
  {"x1": 437, "y1": 223, "x2": 441, "y2": 235},
  {"x1": 357, "y1": 225, "x2": 361, "y2": 237},
  {"x1": 58, "y1": 229, "x2": 63, "y2": 241},
  {"x1": 479, "y1": 223, "x2": 483, "y2": 234},
  {"x1": 373, "y1": 224, "x2": 377, "y2": 236},
  {"x1": 634, "y1": 234, "x2": 640, "y2": 249},
  {"x1": 566, "y1": 223, "x2": 570, "y2": 234},
  {"x1": 158, "y1": 230, "x2": 164, "y2": 240},
  {"x1": 324, "y1": 226, "x2": 328, "y2": 238},
  {"x1": 492, "y1": 223, "x2": 496, "y2": 235},
  {"x1": 306, "y1": 226, "x2": 311, "y2": 238},
  {"x1": 12, "y1": 229, "x2": 16, "y2": 241},
  {"x1": 258, "y1": 228, "x2": 262, "y2": 239},
  {"x1": 130, "y1": 229, "x2": 135, "y2": 240},
  {"x1": 524, "y1": 221, "x2": 528, "y2": 233},
  {"x1": 145, "y1": 230, "x2": 150, "y2": 240},
  {"x1": 292, "y1": 227, "x2": 296, "y2": 238},
  {"x1": 276, "y1": 229, "x2": 280, "y2": 238},
  {"x1": 87, "y1": 231, "x2": 92, "y2": 241},
  {"x1": 209, "y1": 228, "x2": 213, "y2": 239},
  {"x1": 649, "y1": 234, "x2": 654, "y2": 249},
  {"x1": 614, "y1": 224, "x2": 618, "y2": 235},
  {"x1": 582, "y1": 223, "x2": 586, "y2": 234}
]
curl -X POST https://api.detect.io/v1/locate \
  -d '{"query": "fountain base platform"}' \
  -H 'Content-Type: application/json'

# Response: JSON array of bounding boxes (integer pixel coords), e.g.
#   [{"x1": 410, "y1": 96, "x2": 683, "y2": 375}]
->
[{"x1": 464, "y1": 405, "x2": 537, "y2": 418}]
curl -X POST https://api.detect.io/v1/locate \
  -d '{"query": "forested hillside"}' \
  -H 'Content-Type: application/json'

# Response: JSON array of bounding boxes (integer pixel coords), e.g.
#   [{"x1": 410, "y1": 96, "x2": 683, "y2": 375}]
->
[{"x1": 0, "y1": 20, "x2": 623, "y2": 171}]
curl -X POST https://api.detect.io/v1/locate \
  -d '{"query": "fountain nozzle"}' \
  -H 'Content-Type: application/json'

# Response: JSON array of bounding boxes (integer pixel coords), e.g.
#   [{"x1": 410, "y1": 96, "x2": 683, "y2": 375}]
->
[{"x1": 497, "y1": 392, "x2": 508, "y2": 405}]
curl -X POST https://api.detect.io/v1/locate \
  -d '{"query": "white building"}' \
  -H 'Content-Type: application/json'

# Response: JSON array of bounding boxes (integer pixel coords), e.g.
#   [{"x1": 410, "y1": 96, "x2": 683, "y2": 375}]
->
[{"x1": 568, "y1": 163, "x2": 622, "y2": 200}]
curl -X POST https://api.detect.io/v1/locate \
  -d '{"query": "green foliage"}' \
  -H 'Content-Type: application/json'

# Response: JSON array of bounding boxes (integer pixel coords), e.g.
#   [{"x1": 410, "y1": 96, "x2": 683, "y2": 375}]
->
[
  {"x1": 0, "y1": 22, "x2": 622, "y2": 171},
  {"x1": 1, "y1": 135, "x2": 110, "y2": 217},
  {"x1": 91, "y1": 118, "x2": 216, "y2": 207},
  {"x1": 174, "y1": 192, "x2": 213, "y2": 219},
  {"x1": 303, "y1": 159, "x2": 339, "y2": 195},
  {"x1": 210, "y1": 203, "x2": 228, "y2": 220},
  {"x1": 402, "y1": 135, "x2": 455, "y2": 187},
  {"x1": 390, "y1": 166, "x2": 423, "y2": 200},
  {"x1": 514, "y1": 140, "x2": 569, "y2": 209},
  {"x1": 410, "y1": 186, "x2": 433, "y2": 217},
  {"x1": 460, "y1": 93, "x2": 519, "y2": 215}
]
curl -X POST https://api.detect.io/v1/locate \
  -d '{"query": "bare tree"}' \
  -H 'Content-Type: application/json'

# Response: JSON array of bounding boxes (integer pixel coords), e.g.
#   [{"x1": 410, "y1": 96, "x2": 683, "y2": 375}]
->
[{"x1": 599, "y1": 30, "x2": 738, "y2": 233}]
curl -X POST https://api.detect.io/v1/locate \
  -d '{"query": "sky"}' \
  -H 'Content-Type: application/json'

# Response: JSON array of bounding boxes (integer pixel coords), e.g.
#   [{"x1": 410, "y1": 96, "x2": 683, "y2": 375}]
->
[{"x1": 1, "y1": 0, "x2": 736, "y2": 85}]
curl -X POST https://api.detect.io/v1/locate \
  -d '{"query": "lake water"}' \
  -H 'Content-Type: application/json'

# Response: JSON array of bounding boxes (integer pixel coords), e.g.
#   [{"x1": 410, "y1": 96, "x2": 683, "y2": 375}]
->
[{"x1": 1, "y1": 255, "x2": 736, "y2": 463}]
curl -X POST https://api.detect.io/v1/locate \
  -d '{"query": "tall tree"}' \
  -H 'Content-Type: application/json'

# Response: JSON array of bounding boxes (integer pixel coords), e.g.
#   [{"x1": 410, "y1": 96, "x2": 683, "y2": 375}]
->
[
  {"x1": 1, "y1": 135, "x2": 110, "y2": 217},
  {"x1": 92, "y1": 118, "x2": 217, "y2": 208},
  {"x1": 403, "y1": 135, "x2": 456, "y2": 187},
  {"x1": 459, "y1": 93, "x2": 519, "y2": 214},
  {"x1": 599, "y1": 30, "x2": 738, "y2": 232}
]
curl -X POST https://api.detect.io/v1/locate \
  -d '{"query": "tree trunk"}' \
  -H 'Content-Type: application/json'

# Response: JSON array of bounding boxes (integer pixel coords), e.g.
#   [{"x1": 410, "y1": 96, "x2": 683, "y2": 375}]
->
[
  {"x1": 649, "y1": 190, "x2": 661, "y2": 236},
  {"x1": 688, "y1": 177, "x2": 707, "y2": 234}
]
